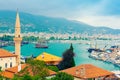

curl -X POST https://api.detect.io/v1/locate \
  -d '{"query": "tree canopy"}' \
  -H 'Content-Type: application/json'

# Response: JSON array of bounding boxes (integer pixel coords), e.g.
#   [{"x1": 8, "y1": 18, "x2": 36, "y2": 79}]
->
[
  {"x1": 26, "y1": 59, "x2": 49, "y2": 79},
  {"x1": 47, "y1": 66, "x2": 59, "y2": 72},
  {"x1": 12, "y1": 58, "x2": 49, "y2": 80},
  {"x1": 58, "y1": 43, "x2": 75, "y2": 70},
  {"x1": 49, "y1": 72, "x2": 74, "y2": 80}
]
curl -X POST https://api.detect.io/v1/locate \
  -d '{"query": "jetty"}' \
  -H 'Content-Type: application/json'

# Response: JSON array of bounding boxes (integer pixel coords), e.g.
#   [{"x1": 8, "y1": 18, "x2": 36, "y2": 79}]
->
[{"x1": 88, "y1": 45, "x2": 120, "y2": 67}]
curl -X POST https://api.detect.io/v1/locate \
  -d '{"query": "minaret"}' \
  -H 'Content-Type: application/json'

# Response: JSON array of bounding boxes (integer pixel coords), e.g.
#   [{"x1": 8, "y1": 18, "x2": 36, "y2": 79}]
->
[{"x1": 14, "y1": 10, "x2": 22, "y2": 65}]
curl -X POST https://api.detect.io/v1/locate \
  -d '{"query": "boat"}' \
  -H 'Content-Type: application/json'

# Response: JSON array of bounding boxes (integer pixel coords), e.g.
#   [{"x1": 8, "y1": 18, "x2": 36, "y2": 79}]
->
[
  {"x1": 22, "y1": 41, "x2": 29, "y2": 44},
  {"x1": 0, "y1": 41, "x2": 8, "y2": 48},
  {"x1": 88, "y1": 48, "x2": 103, "y2": 53},
  {"x1": 35, "y1": 43, "x2": 48, "y2": 48},
  {"x1": 35, "y1": 37, "x2": 48, "y2": 48},
  {"x1": 87, "y1": 39, "x2": 104, "y2": 53}
]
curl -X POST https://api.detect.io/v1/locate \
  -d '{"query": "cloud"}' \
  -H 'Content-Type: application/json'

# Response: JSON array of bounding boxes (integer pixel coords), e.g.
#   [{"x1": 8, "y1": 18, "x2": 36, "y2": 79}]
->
[
  {"x1": 0, "y1": 0, "x2": 120, "y2": 29},
  {"x1": 67, "y1": 0, "x2": 120, "y2": 29},
  {"x1": 76, "y1": 15, "x2": 120, "y2": 29}
]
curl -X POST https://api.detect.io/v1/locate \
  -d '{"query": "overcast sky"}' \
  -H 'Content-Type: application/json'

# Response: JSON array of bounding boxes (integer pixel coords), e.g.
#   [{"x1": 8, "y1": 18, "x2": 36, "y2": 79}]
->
[{"x1": 0, "y1": 0, "x2": 120, "y2": 29}]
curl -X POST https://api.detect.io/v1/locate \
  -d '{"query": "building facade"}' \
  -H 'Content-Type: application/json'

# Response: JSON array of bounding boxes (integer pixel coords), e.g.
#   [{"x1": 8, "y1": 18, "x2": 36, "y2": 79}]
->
[{"x1": 0, "y1": 49, "x2": 17, "y2": 70}]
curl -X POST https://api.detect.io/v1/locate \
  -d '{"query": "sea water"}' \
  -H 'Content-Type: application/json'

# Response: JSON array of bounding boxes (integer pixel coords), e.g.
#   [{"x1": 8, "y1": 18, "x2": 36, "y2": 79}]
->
[{"x1": 3, "y1": 42, "x2": 120, "y2": 71}]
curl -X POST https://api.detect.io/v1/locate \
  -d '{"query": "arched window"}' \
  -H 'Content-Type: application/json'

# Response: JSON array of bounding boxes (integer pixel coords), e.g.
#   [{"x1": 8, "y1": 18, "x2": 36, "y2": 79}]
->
[
  {"x1": 5, "y1": 63, "x2": 7, "y2": 68},
  {"x1": 10, "y1": 62, "x2": 12, "y2": 67}
]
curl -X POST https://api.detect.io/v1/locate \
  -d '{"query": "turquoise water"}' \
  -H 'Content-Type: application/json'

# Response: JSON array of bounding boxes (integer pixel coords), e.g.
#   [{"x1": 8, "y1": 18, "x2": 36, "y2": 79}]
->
[{"x1": 3, "y1": 42, "x2": 120, "y2": 71}]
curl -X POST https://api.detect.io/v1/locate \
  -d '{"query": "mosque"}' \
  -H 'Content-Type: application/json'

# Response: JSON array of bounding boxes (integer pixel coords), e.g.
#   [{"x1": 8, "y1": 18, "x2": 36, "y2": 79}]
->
[{"x1": 0, "y1": 10, "x2": 22, "y2": 70}]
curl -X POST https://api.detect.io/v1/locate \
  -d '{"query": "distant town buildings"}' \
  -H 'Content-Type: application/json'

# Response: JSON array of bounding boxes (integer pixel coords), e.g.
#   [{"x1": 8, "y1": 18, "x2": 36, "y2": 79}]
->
[{"x1": 0, "y1": 32, "x2": 120, "y2": 41}]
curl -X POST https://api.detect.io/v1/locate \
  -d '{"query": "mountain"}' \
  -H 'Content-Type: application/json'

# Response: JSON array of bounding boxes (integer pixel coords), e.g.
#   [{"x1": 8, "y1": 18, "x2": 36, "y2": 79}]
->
[{"x1": 0, "y1": 10, "x2": 120, "y2": 34}]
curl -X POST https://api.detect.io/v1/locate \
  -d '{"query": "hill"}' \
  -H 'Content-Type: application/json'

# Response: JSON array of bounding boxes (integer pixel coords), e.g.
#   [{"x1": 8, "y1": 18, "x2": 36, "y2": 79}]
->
[{"x1": 0, "y1": 10, "x2": 119, "y2": 34}]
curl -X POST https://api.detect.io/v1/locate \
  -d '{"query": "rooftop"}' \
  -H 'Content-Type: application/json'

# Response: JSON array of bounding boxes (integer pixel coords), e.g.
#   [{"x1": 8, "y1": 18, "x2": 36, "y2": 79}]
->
[
  {"x1": 1, "y1": 64, "x2": 56, "y2": 79},
  {"x1": 36, "y1": 52, "x2": 62, "y2": 64},
  {"x1": 0, "y1": 49, "x2": 17, "y2": 58},
  {"x1": 61, "y1": 64, "x2": 114, "y2": 79}
]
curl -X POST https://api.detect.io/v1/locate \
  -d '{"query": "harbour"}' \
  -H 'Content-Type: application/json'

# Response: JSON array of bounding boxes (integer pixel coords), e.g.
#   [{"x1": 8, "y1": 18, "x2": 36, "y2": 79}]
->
[
  {"x1": 0, "y1": 0, "x2": 120, "y2": 79},
  {"x1": 2, "y1": 41, "x2": 120, "y2": 71}
]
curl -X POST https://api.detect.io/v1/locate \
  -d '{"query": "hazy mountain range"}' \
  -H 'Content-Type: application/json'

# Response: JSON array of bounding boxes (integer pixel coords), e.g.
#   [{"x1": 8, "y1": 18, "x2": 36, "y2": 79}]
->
[{"x1": 0, "y1": 10, "x2": 120, "y2": 34}]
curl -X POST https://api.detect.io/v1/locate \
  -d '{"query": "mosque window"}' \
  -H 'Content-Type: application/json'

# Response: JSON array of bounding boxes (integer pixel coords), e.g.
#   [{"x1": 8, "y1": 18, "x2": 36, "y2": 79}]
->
[
  {"x1": 10, "y1": 62, "x2": 12, "y2": 67},
  {"x1": 5, "y1": 63, "x2": 7, "y2": 68}
]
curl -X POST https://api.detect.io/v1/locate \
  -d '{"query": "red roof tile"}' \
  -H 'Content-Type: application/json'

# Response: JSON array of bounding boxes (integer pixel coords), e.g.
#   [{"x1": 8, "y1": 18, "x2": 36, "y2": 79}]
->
[
  {"x1": 2, "y1": 64, "x2": 56, "y2": 79},
  {"x1": 61, "y1": 64, "x2": 114, "y2": 79},
  {"x1": 1, "y1": 71, "x2": 14, "y2": 79},
  {"x1": 0, "y1": 49, "x2": 17, "y2": 58},
  {"x1": 5, "y1": 64, "x2": 27, "y2": 73}
]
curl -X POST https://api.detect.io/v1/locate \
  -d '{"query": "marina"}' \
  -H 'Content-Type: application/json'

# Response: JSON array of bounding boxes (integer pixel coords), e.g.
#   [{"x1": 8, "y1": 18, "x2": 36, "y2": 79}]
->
[{"x1": 88, "y1": 45, "x2": 120, "y2": 67}]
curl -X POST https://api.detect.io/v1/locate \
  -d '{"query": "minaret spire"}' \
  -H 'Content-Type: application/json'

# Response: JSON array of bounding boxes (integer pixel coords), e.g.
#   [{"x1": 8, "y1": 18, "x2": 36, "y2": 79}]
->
[
  {"x1": 14, "y1": 9, "x2": 22, "y2": 65},
  {"x1": 15, "y1": 9, "x2": 21, "y2": 38}
]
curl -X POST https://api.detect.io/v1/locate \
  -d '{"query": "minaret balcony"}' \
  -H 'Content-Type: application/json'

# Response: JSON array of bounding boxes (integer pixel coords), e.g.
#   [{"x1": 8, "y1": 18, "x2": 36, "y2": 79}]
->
[{"x1": 14, "y1": 37, "x2": 22, "y2": 41}]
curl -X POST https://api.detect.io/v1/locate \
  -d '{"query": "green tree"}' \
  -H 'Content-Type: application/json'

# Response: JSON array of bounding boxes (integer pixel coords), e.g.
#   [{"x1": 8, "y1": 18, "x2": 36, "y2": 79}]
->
[
  {"x1": 0, "y1": 35, "x2": 14, "y2": 41},
  {"x1": 49, "y1": 72, "x2": 74, "y2": 80},
  {"x1": 47, "y1": 66, "x2": 59, "y2": 72},
  {"x1": 0, "y1": 67, "x2": 3, "y2": 80},
  {"x1": 12, "y1": 74, "x2": 44, "y2": 80},
  {"x1": 70, "y1": 43, "x2": 73, "y2": 51},
  {"x1": 26, "y1": 58, "x2": 49, "y2": 80},
  {"x1": 58, "y1": 44, "x2": 75, "y2": 70},
  {"x1": 12, "y1": 58, "x2": 49, "y2": 80},
  {"x1": 70, "y1": 43, "x2": 75, "y2": 67},
  {"x1": 32, "y1": 75, "x2": 42, "y2": 80},
  {"x1": 12, "y1": 59, "x2": 49, "y2": 80},
  {"x1": 21, "y1": 74, "x2": 32, "y2": 80},
  {"x1": 88, "y1": 78, "x2": 93, "y2": 80},
  {"x1": 12, "y1": 76, "x2": 20, "y2": 80},
  {"x1": 0, "y1": 75, "x2": 4, "y2": 80},
  {"x1": 49, "y1": 37, "x2": 55, "y2": 40},
  {"x1": 0, "y1": 66, "x2": 2, "y2": 72}
]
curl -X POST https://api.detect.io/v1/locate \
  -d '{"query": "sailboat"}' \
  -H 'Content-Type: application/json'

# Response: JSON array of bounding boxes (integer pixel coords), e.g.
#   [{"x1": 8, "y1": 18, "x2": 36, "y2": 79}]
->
[{"x1": 88, "y1": 37, "x2": 103, "y2": 53}]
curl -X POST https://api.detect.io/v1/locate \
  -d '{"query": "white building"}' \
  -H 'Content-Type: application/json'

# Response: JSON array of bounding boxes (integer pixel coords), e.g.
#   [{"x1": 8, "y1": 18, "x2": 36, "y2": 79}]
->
[{"x1": 0, "y1": 49, "x2": 17, "y2": 70}]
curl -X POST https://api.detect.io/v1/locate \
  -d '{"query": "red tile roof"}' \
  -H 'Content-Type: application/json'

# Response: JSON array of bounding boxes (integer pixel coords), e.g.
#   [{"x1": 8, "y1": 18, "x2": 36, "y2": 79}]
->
[
  {"x1": 0, "y1": 49, "x2": 17, "y2": 58},
  {"x1": 61, "y1": 64, "x2": 114, "y2": 79},
  {"x1": 48, "y1": 69, "x2": 57, "y2": 75},
  {"x1": 1, "y1": 71, "x2": 14, "y2": 79},
  {"x1": 2, "y1": 64, "x2": 56, "y2": 79},
  {"x1": 5, "y1": 64, "x2": 27, "y2": 73}
]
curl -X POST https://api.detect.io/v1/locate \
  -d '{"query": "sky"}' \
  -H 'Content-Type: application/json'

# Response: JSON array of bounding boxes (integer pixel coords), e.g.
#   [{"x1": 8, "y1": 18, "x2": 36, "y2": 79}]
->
[{"x1": 0, "y1": 0, "x2": 120, "y2": 29}]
